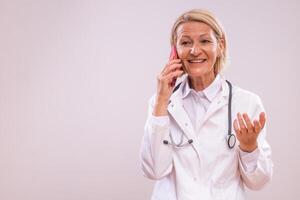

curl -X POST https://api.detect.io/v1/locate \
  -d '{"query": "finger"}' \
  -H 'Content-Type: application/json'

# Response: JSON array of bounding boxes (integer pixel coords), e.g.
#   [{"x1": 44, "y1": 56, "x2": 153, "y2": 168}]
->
[
  {"x1": 163, "y1": 69, "x2": 184, "y2": 83},
  {"x1": 253, "y1": 120, "x2": 262, "y2": 134},
  {"x1": 259, "y1": 112, "x2": 266, "y2": 130},
  {"x1": 237, "y1": 113, "x2": 247, "y2": 133},
  {"x1": 242, "y1": 113, "x2": 254, "y2": 133},
  {"x1": 168, "y1": 59, "x2": 182, "y2": 65},
  {"x1": 233, "y1": 118, "x2": 241, "y2": 135},
  {"x1": 181, "y1": 60, "x2": 188, "y2": 73},
  {"x1": 161, "y1": 59, "x2": 182, "y2": 74},
  {"x1": 162, "y1": 63, "x2": 183, "y2": 76}
]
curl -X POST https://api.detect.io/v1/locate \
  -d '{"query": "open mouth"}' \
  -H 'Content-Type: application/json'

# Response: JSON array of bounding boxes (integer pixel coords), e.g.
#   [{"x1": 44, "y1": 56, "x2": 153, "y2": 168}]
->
[{"x1": 188, "y1": 59, "x2": 207, "y2": 64}]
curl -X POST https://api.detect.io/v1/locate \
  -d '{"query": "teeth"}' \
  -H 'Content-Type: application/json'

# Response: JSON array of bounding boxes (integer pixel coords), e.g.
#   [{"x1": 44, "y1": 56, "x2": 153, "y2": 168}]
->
[{"x1": 189, "y1": 59, "x2": 206, "y2": 63}]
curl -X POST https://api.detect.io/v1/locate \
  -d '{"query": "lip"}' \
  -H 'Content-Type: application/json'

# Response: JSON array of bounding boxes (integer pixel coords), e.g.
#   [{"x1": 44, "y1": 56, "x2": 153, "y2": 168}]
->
[{"x1": 188, "y1": 59, "x2": 207, "y2": 63}]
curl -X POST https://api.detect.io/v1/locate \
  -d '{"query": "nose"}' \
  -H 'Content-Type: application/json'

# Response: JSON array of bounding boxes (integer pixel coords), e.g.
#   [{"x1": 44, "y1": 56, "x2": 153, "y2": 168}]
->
[{"x1": 189, "y1": 44, "x2": 202, "y2": 56}]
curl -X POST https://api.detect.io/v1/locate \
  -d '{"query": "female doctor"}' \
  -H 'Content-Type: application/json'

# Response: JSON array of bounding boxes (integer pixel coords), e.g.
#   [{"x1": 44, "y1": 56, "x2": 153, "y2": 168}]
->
[{"x1": 140, "y1": 9, "x2": 273, "y2": 200}]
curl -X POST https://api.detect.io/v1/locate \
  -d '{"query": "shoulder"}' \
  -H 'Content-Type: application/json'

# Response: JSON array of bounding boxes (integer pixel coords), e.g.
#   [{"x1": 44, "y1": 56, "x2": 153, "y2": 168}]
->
[
  {"x1": 231, "y1": 84, "x2": 265, "y2": 113},
  {"x1": 232, "y1": 85, "x2": 260, "y2": 100}
]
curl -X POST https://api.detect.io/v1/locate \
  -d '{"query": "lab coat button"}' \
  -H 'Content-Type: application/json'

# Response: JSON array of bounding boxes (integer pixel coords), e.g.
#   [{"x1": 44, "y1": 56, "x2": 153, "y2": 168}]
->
[
  {"x1": 193, "y1": 177, "x2": 197, "y2": 181},
  {"x1": 185, "y1": 123, "x2": 188, "y2": 126}
]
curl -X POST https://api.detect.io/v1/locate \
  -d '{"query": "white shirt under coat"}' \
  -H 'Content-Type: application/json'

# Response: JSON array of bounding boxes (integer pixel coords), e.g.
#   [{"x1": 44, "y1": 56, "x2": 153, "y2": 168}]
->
[{"x1": 140, "y1": 74, "x2": 273, "y2": 200}]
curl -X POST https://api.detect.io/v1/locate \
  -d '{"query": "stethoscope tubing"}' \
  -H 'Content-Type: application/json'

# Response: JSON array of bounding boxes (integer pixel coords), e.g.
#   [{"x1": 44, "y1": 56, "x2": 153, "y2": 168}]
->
[{"x1": 163, "y1": 80, "x2": 236, "y2": 149}]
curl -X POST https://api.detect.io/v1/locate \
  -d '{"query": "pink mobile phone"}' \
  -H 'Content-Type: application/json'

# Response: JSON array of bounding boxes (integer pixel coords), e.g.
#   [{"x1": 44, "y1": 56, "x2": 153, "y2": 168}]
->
[
  {"x1": 169, "y1": 45, "x2": 178, "y2": 60},
  {"x1": 169, "y1": 46, "x2": 185, "y2": 87}
]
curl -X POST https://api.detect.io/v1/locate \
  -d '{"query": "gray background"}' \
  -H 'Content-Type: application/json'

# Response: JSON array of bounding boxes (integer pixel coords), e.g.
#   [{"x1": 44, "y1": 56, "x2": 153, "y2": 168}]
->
[{"x1": 1, "y1": 0, "x2": 299, "y2": 199}]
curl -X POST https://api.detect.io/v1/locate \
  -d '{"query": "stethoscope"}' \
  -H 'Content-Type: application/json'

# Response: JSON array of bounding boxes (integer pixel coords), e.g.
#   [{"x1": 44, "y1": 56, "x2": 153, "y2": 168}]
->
[{"x1": 163, "y1": 80, "x2": 236, "y2": 149}]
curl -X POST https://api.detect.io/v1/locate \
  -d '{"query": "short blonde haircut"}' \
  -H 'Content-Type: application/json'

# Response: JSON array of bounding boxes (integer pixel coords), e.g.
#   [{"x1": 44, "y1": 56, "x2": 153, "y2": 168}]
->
[{"x1": 170, "y1": 9, "x2": 228, "y2": 74}]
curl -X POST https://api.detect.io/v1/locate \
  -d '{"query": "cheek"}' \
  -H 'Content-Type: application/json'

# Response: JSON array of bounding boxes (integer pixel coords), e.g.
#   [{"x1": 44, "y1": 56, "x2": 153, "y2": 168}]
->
[
  {"x1": 206, "y1": 46, "x2": 219, "y2": 59},
  {"x1": 175, "y1": 46, "x2": 182, "y2": 56},
  {"x1": 175, "y1": 44, "x2": 188, "y2": 58},
  {"x1": 177, "y1": 48, "x2": 189, "y2": 59}
]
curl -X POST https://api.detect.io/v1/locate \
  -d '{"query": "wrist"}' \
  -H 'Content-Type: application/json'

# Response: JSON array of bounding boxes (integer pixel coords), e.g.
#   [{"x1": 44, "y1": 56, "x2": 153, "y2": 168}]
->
[
  {"x1": 155, "y1": 95, "x2": 169, "y2": 105},
  {"x1": 239, "y1": 142, "x2": 258, "y2": 153},
  {"x1": 153, "y1": 99, "x2": 169, "y2": 116}
]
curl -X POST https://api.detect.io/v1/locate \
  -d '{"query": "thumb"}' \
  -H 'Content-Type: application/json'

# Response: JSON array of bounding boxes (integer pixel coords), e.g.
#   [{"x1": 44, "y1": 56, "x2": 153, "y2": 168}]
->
[{"x1": 259, "y1": 112, "x2": 266, "y2": 129}]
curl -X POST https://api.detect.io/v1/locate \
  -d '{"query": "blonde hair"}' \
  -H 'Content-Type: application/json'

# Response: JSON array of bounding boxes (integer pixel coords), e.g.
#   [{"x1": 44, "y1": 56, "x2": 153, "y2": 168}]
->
[{"x1": 170, "y1": 9, "x2": 228, "y2": 74}]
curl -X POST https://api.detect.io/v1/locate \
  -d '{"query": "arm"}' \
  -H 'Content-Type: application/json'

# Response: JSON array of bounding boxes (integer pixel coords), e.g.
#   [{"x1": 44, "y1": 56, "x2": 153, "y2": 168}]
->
[
  {"x1": 238, "y1": 125, "x2": 273, "y2": 190},
  {"x1": 139, "y1": 96, "x2": 174, "y2": 180},
  {"x1": 234, "y1": 95, "x2": 274, "y2": 190},
  {"x1": 140, "y1": 50, "x2": 184, "y2": 180}
]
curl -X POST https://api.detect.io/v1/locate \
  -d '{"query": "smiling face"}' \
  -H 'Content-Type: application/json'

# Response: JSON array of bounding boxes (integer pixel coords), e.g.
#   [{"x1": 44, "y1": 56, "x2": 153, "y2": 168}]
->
[{"x1": 175, "y1": 21, "x2": 224, "y2": 80}]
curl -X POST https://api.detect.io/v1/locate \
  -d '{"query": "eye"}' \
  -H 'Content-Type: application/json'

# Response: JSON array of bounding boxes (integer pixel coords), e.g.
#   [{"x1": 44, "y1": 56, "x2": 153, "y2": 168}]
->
[
  {"x1": 201, "y1": 39, "x2": 211, "y2": 44},
  {"x1": 180, "y1": 41, "x2": 191, "y2": 46}
]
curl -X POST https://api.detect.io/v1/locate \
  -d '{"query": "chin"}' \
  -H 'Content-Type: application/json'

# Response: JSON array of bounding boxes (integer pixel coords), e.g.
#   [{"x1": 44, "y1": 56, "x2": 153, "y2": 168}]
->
[
  {"x1": 186, "y1": 68, "x2": 207, "y2": 75},
  {"x1": 186, "y1": 68, "x2": 215, "y2": 79}
]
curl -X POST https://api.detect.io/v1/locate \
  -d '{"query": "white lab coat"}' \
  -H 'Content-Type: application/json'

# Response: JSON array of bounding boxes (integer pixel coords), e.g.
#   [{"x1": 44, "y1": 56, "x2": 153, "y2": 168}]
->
[{"x1": 140, "y1": 76, "x2": 273, "y2": 200}]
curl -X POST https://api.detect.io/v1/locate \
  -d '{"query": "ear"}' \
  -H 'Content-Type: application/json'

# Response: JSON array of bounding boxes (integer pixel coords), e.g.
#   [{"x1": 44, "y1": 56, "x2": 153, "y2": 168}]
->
[{"x1": 217, "y1": 38, "x2": 225, "y2": 57}]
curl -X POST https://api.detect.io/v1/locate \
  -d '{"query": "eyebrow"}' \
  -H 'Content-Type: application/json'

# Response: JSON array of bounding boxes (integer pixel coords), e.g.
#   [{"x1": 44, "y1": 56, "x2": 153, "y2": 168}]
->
[{"x1": 179, "y1": 33, "x2": 210, "y2": 39}]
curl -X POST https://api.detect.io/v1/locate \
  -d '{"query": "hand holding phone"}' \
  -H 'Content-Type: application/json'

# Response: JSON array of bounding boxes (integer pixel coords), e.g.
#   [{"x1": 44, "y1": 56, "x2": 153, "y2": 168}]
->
[{"x1": 153, "y1": 46, "x2": 184, "y2": 116}]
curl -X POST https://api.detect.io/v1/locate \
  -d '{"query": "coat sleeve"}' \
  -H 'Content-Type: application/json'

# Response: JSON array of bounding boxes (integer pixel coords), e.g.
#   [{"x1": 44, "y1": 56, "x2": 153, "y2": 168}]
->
[
  {"x1": 238, "y1": 95, "x2": 274, "y2": 190},
  {"x1": 139, "y1": 95, "x2": 174, "y2": 180}
]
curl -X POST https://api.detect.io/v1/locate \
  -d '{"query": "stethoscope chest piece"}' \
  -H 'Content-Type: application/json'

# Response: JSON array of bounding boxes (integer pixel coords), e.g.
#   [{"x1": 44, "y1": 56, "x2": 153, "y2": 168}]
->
[{"x1": 227, "y1": 133, "x2": 236, "y2": 149}]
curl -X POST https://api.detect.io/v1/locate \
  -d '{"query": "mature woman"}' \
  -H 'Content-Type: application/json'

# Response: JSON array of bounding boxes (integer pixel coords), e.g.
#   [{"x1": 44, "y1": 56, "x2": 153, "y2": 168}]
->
[{"x1": 140, "y1": 9, "x2": 273, "y2": 199}]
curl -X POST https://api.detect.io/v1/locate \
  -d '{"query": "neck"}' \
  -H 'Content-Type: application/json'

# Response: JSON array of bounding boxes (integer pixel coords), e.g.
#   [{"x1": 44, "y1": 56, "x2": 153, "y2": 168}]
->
[{"x1": 188, "y1": 73, "x2": 216, "y2": 91}]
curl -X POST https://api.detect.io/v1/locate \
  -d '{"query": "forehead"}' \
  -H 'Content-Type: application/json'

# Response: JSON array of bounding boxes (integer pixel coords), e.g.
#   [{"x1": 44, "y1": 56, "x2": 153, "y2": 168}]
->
[{"x1": 176, "y1": 21, "x2": 214, "y2": 38}]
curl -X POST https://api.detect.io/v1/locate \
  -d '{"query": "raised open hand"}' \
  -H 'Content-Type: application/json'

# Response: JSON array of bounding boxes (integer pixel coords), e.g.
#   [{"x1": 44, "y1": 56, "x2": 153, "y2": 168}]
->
[{"x1": 233, "y1": 112, "x2": 266, "y2": 152}]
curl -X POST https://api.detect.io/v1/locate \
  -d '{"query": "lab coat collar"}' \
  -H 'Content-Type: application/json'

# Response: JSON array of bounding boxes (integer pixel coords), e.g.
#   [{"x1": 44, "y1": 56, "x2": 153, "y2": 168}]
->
[
  {"x1": 169, "y1": 74, "x2": 229, "y2": 103},
  {"x1": 167, "y1": 74, "x2": 230, "y2": 151},
  {"x1": 182, "y1": 74, "x2": 222, "y2": 102}
]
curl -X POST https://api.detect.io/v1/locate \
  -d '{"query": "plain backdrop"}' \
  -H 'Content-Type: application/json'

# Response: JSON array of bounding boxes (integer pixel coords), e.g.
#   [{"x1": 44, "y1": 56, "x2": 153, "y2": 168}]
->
[{"x1": 1, "y1": 0, "x2": 300, "y2": 199}]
